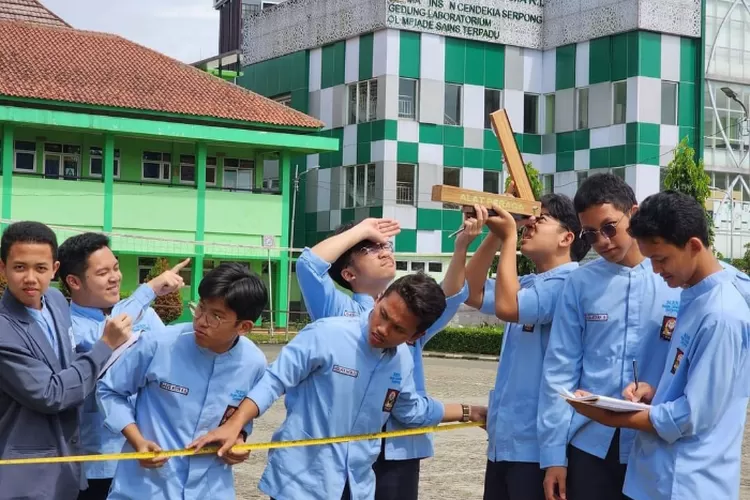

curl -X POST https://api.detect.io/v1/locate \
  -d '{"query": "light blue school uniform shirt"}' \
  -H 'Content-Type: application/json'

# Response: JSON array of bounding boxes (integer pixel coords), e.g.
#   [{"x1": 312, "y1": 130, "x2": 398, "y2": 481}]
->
[
  {"x1": 479, "y1": 262, "x2": 578, "y2": 464},
  {"x1": 71, "y1": 284, "x2": 172, "y2": 480},
  {"x1": 247, "y1": 313, "x2": 445, "y2": 500},
  {"x1": 25, "y1": 296, "x2": 62, "y2": 360},
  {"x1": 538, "y1": 257, "x2": 682, "y2": 468},
  {"x1": 97, "y1": 328, "x2": 266, "y2": 500},
  {"x1": 296, "y1": 247, "x2": 467, "y2": 460},
  {"x1": 623, "y1": 269, "x2": 750, "y2": 500}
]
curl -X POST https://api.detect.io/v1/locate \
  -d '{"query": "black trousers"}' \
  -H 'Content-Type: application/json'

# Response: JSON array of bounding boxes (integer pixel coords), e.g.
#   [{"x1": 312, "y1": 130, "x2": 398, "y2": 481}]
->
[
  {"x1": 372, "y1": 435, "x2": 420, "y2": 500},
  {"x1": 77, "y1": 478, "x2": 112, "y2": 500},
  {"x1": 567, "y1": 429, "x2": 630, "y2": 500},
  {"x1": 272, "y1": 482, "x2": 351, "y2": 500},
  {"x1": 482, "y1": 460, "x2": 545, "y2": 500}
]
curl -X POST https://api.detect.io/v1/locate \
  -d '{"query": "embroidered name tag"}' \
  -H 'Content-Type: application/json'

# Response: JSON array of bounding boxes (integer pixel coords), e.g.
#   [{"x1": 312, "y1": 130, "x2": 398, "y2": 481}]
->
[
  {"x1": 159, "y1": 381, "x2": 189, "y2": 396},
  {"x1": 382, "y1": 389, "x2": 400, "y2": 413},
  {"x1": 343, "y1": 311, "x2": 358, "y2": 317},
  {"x1": 332, "y1": 365, "x2": 359, "y2": 378},
  {"x1": 585, "y1": 313, "x2": 609, "y2": 322},
  {"x1": 660, "y1": 316, "x2": 676, "y2": 341}
]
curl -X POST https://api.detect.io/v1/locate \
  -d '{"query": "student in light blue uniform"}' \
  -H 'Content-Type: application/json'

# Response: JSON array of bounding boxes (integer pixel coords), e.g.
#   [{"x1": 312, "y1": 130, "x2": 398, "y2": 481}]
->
[
  {"x1": 57, "y1": 233, "x2": 193, "y2": 500},
  {"x1": 295, "y1": 216, "x2": 470, "y2": 499},
  {"x1": 538, "y1": 174, "x2": 682, "y2": 500},
  {"x1": 189, "y1": 272, "x2": 487, "y2": 500},
  {"x1": 463, "y1": 194, "x2": 591, "y2": 500},
  {"x1": 566, "y1": 191, "x2": 750, "y2": 500},
  {"x1": 97, "y1": 263, "x2": 268, "y2": 500}
]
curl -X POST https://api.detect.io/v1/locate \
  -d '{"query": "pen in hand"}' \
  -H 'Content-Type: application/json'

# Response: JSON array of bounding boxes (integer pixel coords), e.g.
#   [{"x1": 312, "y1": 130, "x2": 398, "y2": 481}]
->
[{"x1": 633, "y1": 359, "x2": 639, "y2": 392}]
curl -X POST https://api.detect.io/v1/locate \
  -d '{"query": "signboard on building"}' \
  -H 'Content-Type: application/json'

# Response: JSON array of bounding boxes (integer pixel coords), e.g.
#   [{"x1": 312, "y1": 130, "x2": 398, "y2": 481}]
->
[{"x1": 385, "y1": 0, "x2": 543, "y2": 47}]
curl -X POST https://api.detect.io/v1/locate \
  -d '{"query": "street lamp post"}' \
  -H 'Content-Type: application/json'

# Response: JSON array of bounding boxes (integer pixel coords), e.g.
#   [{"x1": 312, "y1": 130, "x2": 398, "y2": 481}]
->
[
  {"x1": 710, "y1": 185, "x2": 735, "y2": 258},
  {"x1": 721, "y1": 87, "x2": 750, "y2": 136},
  {"x1": 285, "y1": 164, "x2": 319, "y2": 339}
]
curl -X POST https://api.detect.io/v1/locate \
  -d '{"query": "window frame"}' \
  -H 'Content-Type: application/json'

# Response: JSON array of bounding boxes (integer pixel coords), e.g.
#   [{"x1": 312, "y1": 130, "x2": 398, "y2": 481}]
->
[
  {"x1": 347, "y1": 79, "x2": 378, "y2": 125},
  {"x1": 398, "y1": 78, "x2": 419, "y2": 120},
  {"x1": 661, "y1": 81, "x2": 679, "y2": 126},
  {"x1": 43, "y1": 143, "x2": 81, "y2": 179},
  {"x1": 485, "y1": 88, "x2": 503, "y2": 130},
  {"x1": 178, "y1": 155, "x2": 217, "y2": 186},
  {"x1": 396, "y1": 163, "x2": 417, "y2": 206},
  {"x1": 89, "y1": 147, "x2": 121, "y2": 178},
  {"x1": 612, "y1": 80, "x2": 627, "y2": 125},
  {"x1": 576, "y1": 87, "x2": 589, "y2": 130},
  {"x1": 444, "y1": 83, "x2": 463, "y2": 126},
  {"x1": 141, "y1": 151, "x2": 172, "y2": 182},
  {"x1": 344, "y1": 163, "x2": 377, "y2": 208},
  {"x1": 223, "y1": 158, "x2": 255, "y2": 192},
  {"x1": 523, "y1": 93, "x2": 540, "y2": 134},
  {"x1": 544, "y1": 93, "x2": 556, "y2": 134},
  {"x1": 483, "y1": 170, "x2": 500, "y2": 194},
  {"x1": 13, "y1": 140, "x2": 36, "y2": 172}
]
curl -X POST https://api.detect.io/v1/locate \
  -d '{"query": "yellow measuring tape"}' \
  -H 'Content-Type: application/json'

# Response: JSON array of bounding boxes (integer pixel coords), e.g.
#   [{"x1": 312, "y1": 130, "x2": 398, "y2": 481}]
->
[{"x1": 0, "y1": 421, "x2": 484, "y2": 466}]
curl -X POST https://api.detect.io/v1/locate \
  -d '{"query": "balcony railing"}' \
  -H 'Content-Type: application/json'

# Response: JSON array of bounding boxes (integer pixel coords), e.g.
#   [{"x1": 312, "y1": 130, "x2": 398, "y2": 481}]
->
[
  {"x1": 396, "y1": 182, "x2": 414, "y2": 205},
  {"x1": 398, "y1": 96, "x2": 415, "y2": 119}
]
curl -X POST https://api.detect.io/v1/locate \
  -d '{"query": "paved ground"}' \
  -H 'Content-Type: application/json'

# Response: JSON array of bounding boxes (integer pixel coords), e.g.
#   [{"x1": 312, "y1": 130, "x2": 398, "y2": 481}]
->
[{"x1": 233, "y1": 345, "x2": 750, "y2": 499}]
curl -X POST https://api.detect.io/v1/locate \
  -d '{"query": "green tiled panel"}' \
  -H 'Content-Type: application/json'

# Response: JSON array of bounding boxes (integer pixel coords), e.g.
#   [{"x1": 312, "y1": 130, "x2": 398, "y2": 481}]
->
[
  {"x1": 445, "y1": 38, "x2": 465, "y2": 84},
  {"x1": 484, "y1": 44, "x2": 505, "y2": 89},
  {"x1": 444, "y1": 146, "x2": 464, "y2": 167},
  {"x1": 521, "y1": 134, "x2": 542, "y2": 155},
  {"x1": 483, "y1": 150, "x2": 503, "y2": 170},
  {"x1": 680, "y1": 38, "x2": 698, "y2": 83},
  {"x1": 611, "y1": 33, "x2": 630, "y2": 82},
  {"x1": 397, "y1": 142, "x2": 418, "y2": 163},
  {"x1": 484, "y1": 129, "x2": 500, "y2": 150},
  {"x1": 441, "y1": 230, "x2": 457, "y2": 253},
  {"x1": 637, "y1": 32, "x2": 661, "y2": 79},
  {"x1": 333, "y1": 41, "x2": 346, "y2": 87},
  {"x1": 357, "y1": 122, "x2": 372, "y2": 143},
  {"x1": 679, "y1": 126, "x2": 695, "y2": 146},
  {"x1": 359, "y1": 33, "x2": 374, "y2": 81},
  {"x1": 556, "y1": 152, "x2": 574, "y2": 172},
  {"x1": 465, "y1": 40, "x2": 485, "y2": 85},
  {"x1": 589, "y1": 37, "x2": 611, "y2": 84},
  {"x1": 305, "y1": 212, "x2": 317, "y2": 230},
  {"x1": 291, "y1": 89, "x2": 309, "y2": 113},
  {"x1": 626, "y1": 144, "x2": 637, "y2": 164},
  {"x1": 291, "y1": 51, "x2": 308, "y2": 90},
  {"x1": 420, "y1": 123, "x2": 443, "y2": 144},
  {"x1": 329, "y1": 129, "x2": 344, "y2": 168},
  {"x1": 575, "y1": 129, "x2": 590, "y2": 150},
  {"x1": 590, "y1": 148, "x2": 610, "y2": 169},
  {"x1": 396, "y1": 229, "x2": 417, "y2": 252},
  {"x1": 626, "y1": 31, "x2": 639, "y2": 78},
  {"x1": 341, "y1": 208, "x2": 356, "y2": 224},
  {"x1": 556, "y1": 44, "x2": 576, "y2": 90},
  {"x1": 442, "y1": 209, "x2": 463, "y2": 229},
  {"x1": 318, "y1": 152, "x2": 331, "y2": 169},
  {"x1": 369, "y1": 206, "x2": 383, "y2": 218},
  {"x1": 678, "y1": 82, "x2": 696, "y2": 127},
  {"x1": 399, "y1": 31, "x2": 421, "y2": 79},
  {"x1": 417, "y1": 208, "x2": 442, "y2": 230},
  {"x1": 357, "y1": 143, "x2": 371, "y2": 164},
  {"x1": 557, "y1": 132, "x2": 576, "y2": 153},
  {"x1": 321, "y1": 42, "x2": 345, "y2": 89},
  {"x1": 464, "y1": 148, "x2": 483, "y2": 169},
  {"x1": 443, "y1": 126, "x2": 464, "y2": 146},
  {"x1": 637, "y1": 144, "x2": 660, "y2": 165},
  {"x1": 305, "y1": 232, "x2": 318, "y2": 247},
  {"x1": 627, "y1": 122, "x2": 660, "y2": 145},
  {"x1": 610, "y1": 145, "x2": 626, "y2": 167},
  {"x1": 371, "y1": 120, "x2": 398, "y2": 141}
]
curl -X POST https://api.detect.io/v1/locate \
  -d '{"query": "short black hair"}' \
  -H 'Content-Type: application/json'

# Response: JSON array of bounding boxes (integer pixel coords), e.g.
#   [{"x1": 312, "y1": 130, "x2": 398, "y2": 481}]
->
[
  {"x1": 382, "y1": 272, "x2": 447, "y2": 333},
  {"x1": 57, "y1": 232, "x2": 111, "y2": 286},
  {"x1": 329, "y1": 221, "x2": 378, "y2": 291},
  {"x1": 573, "y1": 173, "x2": 637, "y2": 214},
  {"x1": 628, "y1": 190, "x2": 710, "y2": 247},
  {"x1": 199, "y1": 262, "x2": 268, "y2": 322},
  {"x1": 1, "y1": 221, "x2": 58, "y2": 262},
  {"x1": 541, "y1": 193, "x2": 591, "y2": 262}
]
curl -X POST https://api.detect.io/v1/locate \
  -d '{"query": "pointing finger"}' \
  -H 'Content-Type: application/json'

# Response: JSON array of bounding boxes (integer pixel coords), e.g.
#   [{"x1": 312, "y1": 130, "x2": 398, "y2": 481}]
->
[{"x1": 170, "y1": 258, "x2": 191, "y2": 273}]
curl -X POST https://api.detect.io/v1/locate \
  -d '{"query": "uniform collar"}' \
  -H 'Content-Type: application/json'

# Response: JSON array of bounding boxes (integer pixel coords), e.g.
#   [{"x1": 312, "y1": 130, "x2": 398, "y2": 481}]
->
[
  {"x1": 535, "y1": 261, "x2": 579, "y2": 279},
  {"x1": 24, "y1": 295, "x2": 48, "y2": 317},
  {"x1": 681, "y1": 269, "x2": 733, "y2": 305},
  {"x1": 194, "y1": 333, "x2": 241, "y2": 359},
  {"x1": 70, "y1": 300, "x2": 107, "y2": 321},
  {"x1": 353, "y1": 293, "x2": 375, "y2": 310},
  {"x1": 598, "y1": 256, "x2": 652, "y2": 276}
]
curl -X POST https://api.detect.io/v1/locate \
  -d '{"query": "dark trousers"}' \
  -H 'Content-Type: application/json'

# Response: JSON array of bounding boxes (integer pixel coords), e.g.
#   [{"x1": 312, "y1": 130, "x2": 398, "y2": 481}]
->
[
  {"x1": 77, "y1": 478, "x2": 112, "y2": 500},
  {"x1": 273, "y1": 482, "x2": 350, "y2": 500},
  {"x1": 567, "y1": 429, "x2": 630, "y2": 500},
  {"x1": 372, "y1": 436, "x2": 420, "y2": 500},
  {"x1": 482, "y1": 460, "x2": 545, "y2": 500}
]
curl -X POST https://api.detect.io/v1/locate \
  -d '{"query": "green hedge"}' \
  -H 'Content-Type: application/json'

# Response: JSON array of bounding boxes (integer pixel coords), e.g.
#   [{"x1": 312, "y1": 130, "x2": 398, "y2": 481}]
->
[{"x1": 424, "y1": 325, "x2": 503, "y2": 356}]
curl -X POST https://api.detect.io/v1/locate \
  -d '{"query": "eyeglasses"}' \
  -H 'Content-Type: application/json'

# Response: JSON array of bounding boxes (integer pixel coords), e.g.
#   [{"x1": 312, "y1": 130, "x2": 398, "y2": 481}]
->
[
  {"x1": 359, "y1": 241, "x2": 394, "y2": 256},
  {"x1": 188, "y1": 302, "x2": 228, "y2": 329},
  {"x1": 579, "y1": 214, "x2": 626, "y2": 245},
  {"x1": 521, "y1": 214, "x2": 569, "y2": 234}
]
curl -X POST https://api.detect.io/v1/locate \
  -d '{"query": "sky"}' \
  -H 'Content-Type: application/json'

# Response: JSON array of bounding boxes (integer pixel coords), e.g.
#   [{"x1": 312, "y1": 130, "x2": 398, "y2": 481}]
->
[{"x1": 42, "y1": 0, "x2": 220, "y2": 63}]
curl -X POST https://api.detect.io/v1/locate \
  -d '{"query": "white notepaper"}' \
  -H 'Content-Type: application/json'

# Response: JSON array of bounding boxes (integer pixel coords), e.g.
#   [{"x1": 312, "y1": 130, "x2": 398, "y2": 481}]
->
[
  {"x1": 97, "y1": 330, "x2": 141, "y2": 379},
  {"x1": 557, "y1": 387, "x2": 650, "y2": 413}
]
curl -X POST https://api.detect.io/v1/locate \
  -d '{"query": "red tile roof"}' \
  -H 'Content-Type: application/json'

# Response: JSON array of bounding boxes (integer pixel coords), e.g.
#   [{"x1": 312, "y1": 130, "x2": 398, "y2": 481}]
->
[
  {"x1": 0, "y1": 0, "x2": 68, "y2": 27},
  {"x1": 0, "y1": 20, "x2": 323, "y2": 130}
]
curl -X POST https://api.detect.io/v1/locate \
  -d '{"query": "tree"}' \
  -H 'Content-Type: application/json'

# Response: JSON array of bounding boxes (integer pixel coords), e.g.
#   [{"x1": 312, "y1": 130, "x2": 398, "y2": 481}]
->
[
  {"x1": 489, "y1": 162, "x2": 542, "y2": 277},
  {"x1": 146, "y1": 257, "x2": 184, "y2": 324},
  {"x1": 662, "y1": 137, "x2": 714, "y2": 247}
]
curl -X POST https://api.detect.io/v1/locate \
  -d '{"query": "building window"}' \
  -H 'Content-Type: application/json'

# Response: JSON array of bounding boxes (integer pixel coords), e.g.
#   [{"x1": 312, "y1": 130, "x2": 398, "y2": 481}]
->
[
  {"x1": 138, "y1": 257, "x2": 156, "y2": 283},
  {"x1": 524, "y1": 93, "x2": 539, "y2": 134},
  {"x1": 411, "y1": 262, "x2": 425, "y2": 271},
  {"x1": 613, "y1": 81, "x2": 627, "y2": 125},
  {"x1": 661, "y1": 82, "x2": 678, "y2": 126},
  {"x1": 223, "y1": 158, "x2": 254, "y2": 191},
  {"x1": 577, "y1": 88, "x2": 589, "y2": 130},
  {"x1": 443, "y1": 166, "x2": 460, "y2": 209},
  {"x1": 44, "y1": 143, "x2": 80, "y2": 179},
  {"x1": 14, "y1": 141, "x2": 35, "y2": 172},
  {"x1": 577, "y1": 171, "x2": 589, "y2": 189},
  {"x1": 142, "y1": 152, "x2": 171, "y2": 181},
  {"x1": 344, "y1": 163, "x2": 376, "y2": 208},
  {"x1": 272, "y1": 93, "x2": 292, "y2": 107},
  {"x1": 179, "y1": 155, "x2": 217, "y2": 185},
  {"x1": 396, "y1": 261, "x2": 408, "y2": 271},
  {"x1": 398, "y1": 78, "x2": 418, "y2": 120},
  {"x1": 89, "y1": 147, "x2": 120, "y2": 178},
  {"x1": 483, "y1": 170, "x2": 500, "y2": 194},
  {"x1": 348, "y1": 79, "x2": 378, "y2": 124},
  {"x1": 444, "y1": 84, "x2": 462, "y2": 126},
  {"x1": 610, "y1": 167, "x2": 626, "y2": 181},
  {"x1": 485, "y1": 89, "x2": 503, "y2": 129},
  {"x1": 544, "y1": 94, "x2": 555, "y2": 134},
  {"x1": 540, "y1": 174, "x2": 554, "y2": 195},
  {"x1": 396, "y1": 163, "x2": 416, "y2": 205},
  {"x1": 428, "y1": 262, "x2": 443, "y2": 273}
]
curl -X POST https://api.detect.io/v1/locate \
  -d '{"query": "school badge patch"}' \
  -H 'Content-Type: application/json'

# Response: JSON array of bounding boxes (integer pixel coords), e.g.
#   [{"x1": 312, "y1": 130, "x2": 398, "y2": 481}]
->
[
  {"x1": 382, "y1": 389, "x2": 400, "y2": 413},
  {"x1": 522, "y1": 324, "x2": 534, "y2": 332},
  {"x1": 660, "y1": 316, "x2": 677, "y2": 341},
  {"x1": 219, "y1": 405, "x2": 238, "y2": 426},
  {"x1": 670, "y1": 348, "x2": 685, "y2": 374}
]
